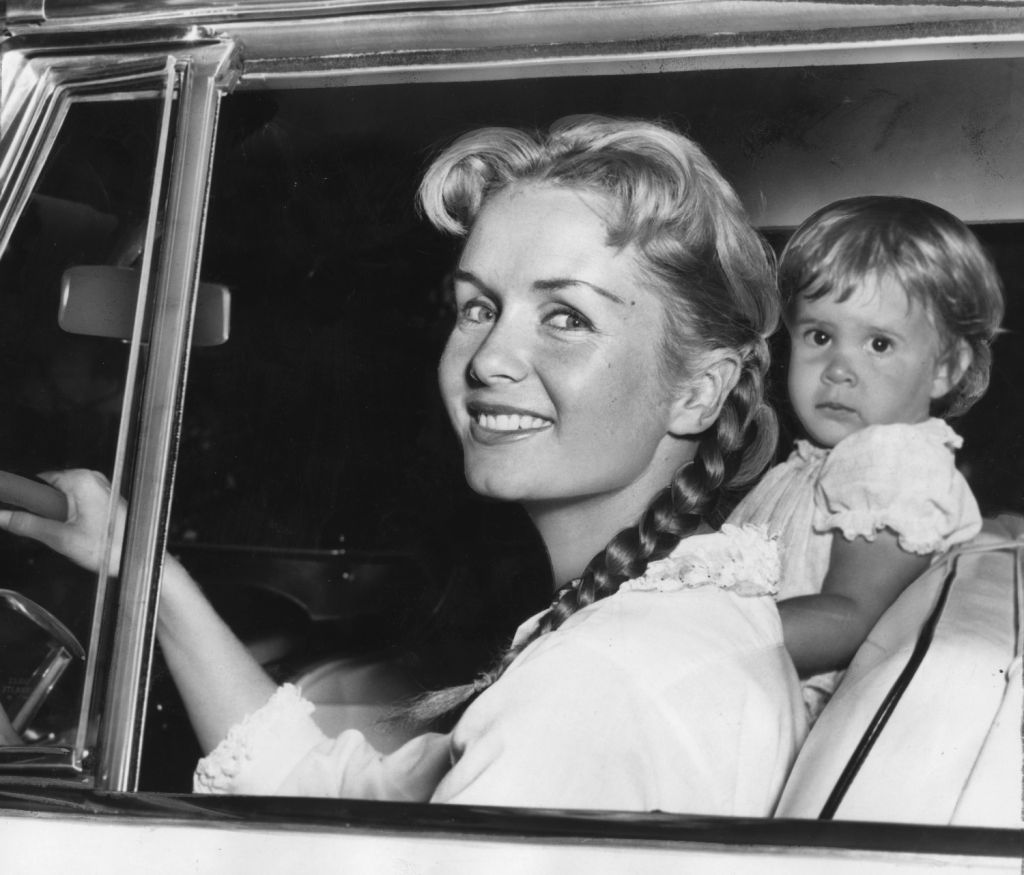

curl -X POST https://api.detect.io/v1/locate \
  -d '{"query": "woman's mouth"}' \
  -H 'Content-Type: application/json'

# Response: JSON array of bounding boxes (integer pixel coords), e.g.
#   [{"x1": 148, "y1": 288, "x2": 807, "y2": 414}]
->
[
  {"x1": 467, "y1": 404, "x2": 553, "y2": 440},
  {"x1": 475, "y1": 412, "x2": 551, "y2": 432}
]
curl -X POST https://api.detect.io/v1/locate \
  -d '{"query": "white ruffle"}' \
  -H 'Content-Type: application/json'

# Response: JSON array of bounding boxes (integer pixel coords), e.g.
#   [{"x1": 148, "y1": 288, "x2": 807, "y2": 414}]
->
[
  {"x1": 621, "y1": 524, "x2": 780, "y2": 598},
  {"x1": 194, "y1": 684, "x2": 315, "y2": 793}
]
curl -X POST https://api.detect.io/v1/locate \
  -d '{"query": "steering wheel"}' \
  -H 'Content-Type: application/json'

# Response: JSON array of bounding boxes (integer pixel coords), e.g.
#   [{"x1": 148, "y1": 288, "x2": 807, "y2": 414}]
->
[
  {"x1": 0, "y1": 588, "x2": 85, "y2": 744},
  {"x1": 0, "y1": 471, "x2": 68, "y2": 521}
]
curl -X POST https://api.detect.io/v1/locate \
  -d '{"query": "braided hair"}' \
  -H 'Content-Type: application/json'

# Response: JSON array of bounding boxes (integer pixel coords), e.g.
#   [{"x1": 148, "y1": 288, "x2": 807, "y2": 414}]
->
[{"x1": 407, "y1": 115, "x2": 779, "y2": 723}]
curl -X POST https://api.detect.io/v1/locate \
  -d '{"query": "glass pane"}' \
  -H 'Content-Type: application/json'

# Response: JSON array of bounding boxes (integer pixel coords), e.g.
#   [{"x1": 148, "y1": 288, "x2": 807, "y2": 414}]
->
[{"x1": 0, "y1": 96, "x2": 166, "y2": 758}]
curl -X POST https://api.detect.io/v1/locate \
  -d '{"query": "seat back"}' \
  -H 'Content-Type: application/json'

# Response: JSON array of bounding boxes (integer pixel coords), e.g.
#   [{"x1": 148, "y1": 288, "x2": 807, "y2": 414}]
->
[{"x1": 776, "y1": 515, "x2": 1023, "y2": 826}]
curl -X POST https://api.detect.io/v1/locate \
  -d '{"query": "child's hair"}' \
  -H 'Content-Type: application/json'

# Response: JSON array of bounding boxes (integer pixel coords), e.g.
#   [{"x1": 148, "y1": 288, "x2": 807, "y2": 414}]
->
[
  {"x1": 404, "y1": 114, "x2": 780, "y2": 723},
  {"x1": 778, "y1": 196, "x2": 1005, "y2": 417}
]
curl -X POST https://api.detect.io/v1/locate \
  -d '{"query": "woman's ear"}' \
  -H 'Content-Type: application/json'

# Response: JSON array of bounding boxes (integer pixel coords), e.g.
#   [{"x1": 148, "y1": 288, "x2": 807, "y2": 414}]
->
[
  {"x1": 668, "y1": 353, "x2": 742, "y2": 437},
  {"x1": 931, "y1": 339, "x2": 972, "y2": 399}
]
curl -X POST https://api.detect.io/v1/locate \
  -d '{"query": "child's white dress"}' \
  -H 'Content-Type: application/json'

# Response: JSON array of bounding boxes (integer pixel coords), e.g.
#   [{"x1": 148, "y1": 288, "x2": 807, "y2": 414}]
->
[{"x1": 728, "y1": 418, "x2": 981, "y2": 720}]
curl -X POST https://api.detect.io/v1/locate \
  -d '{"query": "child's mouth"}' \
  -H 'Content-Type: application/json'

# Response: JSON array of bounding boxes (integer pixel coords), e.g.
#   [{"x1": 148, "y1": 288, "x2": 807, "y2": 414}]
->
[{"x1": 817, "y1": 401, "x2": 857, "y2": 418}]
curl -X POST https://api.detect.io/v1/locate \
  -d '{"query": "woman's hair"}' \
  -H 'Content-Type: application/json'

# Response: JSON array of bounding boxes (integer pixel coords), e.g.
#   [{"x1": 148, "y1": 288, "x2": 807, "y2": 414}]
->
[
  {"x1": 407, "y1": 114, "x2": 779, "y2": 723},
  {"x1": 778, "y1": 196, "x2": 1005, "y2": 417}
]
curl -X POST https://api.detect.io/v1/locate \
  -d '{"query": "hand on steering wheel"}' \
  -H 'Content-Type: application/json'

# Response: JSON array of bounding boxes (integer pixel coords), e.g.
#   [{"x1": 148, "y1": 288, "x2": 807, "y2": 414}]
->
[{"x1": 0, "y1": 469, "x2": 125, "y2": 577}]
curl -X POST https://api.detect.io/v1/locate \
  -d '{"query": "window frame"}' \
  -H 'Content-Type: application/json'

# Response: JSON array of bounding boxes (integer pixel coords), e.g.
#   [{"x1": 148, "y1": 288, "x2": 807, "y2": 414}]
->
[
  {"x1": 0, "y1": 31, "x2": 238, "y2": 790},
  {"x1": 0, "y1": 2, "x2": 1021, "y2": 866}
]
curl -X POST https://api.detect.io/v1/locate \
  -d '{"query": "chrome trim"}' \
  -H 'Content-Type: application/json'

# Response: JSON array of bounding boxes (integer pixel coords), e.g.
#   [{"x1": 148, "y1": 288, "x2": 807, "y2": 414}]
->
[
  {"x1": 0, "y1": 52, "x2": 178, "y2": 254},
  {"x1": 2, "y1": 0, "x2": 45, "y2": 26},
  {"x1": 94, "y1": 39, "x2": 238, "y2": 792},
  {"x1": 8, "y1": 0, "x2": 1024, "y2": 35},
  {"x1": 84, "y1": 56, "x2": 178, "y2": 786},
  {"x1": 0, "y1": 52, "x2": 195, "y2": 778}
]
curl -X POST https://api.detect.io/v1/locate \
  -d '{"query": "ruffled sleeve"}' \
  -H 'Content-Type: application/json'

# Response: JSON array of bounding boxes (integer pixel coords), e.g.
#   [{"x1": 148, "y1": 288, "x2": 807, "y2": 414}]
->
[
  {"x1": 813, "y1": 420, "x2": 981, "y2": 554},
  {"x1": 193, "y1": 684, "x2": 452, "y2": 800}
]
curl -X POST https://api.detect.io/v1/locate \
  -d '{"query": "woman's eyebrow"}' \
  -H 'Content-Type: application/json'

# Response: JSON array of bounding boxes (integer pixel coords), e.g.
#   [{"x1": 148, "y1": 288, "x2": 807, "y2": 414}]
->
[
  {"x1": 533, "y1": 277, "x2": 625, "y2": 304},
  {"x1": 452, "y1": 268, "x2": 490, "y2": 292},
  {"x1": 453, "y1": 270, "x2": 625, "y2": 305}
]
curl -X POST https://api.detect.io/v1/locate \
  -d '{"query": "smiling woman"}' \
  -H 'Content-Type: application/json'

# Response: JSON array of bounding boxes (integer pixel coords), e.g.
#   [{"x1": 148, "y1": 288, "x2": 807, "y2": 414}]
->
[
  {"x1": 0, "y1": 114, "x2": 806, "y2": 815},
  {"x1": 1, "y1": 4, "x2": 1023, "y2": 870}
]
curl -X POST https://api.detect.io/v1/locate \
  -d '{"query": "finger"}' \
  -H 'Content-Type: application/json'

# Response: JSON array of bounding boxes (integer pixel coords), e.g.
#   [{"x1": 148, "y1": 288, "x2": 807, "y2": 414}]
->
[{"x1": 0, "y1": 508, "x2": 69, "y2": 549}]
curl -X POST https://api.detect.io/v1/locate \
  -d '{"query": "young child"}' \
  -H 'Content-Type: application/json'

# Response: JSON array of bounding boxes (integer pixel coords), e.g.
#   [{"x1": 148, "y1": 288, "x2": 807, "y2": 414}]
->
[{"x1": 729, "y1": 195, "x2": 1005, "y2": 722}]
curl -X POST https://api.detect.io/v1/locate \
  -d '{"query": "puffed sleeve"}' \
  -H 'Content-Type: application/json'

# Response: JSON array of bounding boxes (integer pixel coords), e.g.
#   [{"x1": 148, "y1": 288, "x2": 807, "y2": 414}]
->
[
  {"x1": 193, "y1": 684, "x2": 452, "y2": 800},
  {"x1": 813, "y1": 420, "x2": 981, "y2": 554}
]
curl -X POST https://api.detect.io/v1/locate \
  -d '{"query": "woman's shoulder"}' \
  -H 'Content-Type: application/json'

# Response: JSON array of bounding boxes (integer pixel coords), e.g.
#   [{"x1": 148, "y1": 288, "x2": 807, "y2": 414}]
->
[{"x1": 512, "y1": 526, "x2": 786, "y2": 679}]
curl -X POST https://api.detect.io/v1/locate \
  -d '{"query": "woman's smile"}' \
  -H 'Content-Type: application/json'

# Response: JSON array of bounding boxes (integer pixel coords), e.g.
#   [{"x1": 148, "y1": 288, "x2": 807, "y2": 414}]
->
[{"x1": 468, "y1": 402, "x2": 554, "y2": 441}]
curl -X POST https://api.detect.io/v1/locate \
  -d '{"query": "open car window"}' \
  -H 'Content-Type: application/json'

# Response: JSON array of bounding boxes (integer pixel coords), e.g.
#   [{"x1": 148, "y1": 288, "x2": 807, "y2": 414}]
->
[{"x1": 158, "y1": 53, "x2": 1024, "y2": 809}]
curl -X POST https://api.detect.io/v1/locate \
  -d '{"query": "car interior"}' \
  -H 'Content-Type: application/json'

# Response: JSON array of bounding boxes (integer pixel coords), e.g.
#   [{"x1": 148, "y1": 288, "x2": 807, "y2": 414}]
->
[{"x1": 0, "y1": 52, "x2": 1021, "y2": 825}]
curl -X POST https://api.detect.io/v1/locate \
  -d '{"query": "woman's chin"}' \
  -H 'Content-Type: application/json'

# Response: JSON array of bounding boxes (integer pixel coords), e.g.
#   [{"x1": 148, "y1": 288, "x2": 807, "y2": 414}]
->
[{"x1": 464, "y1": 470, "x2": 528, "y2": 502}]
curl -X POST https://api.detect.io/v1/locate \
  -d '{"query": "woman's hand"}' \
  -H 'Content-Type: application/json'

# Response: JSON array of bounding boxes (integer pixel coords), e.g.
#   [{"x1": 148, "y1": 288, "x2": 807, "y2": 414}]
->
[{"x1": 0, "y1": 469, "x2": 125, "y2": 577}]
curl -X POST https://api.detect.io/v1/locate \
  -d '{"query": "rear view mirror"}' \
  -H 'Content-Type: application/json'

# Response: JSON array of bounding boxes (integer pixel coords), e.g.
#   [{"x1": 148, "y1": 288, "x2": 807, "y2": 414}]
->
[{"x1": 58, "y1": 265, "x2": 231, "y2": 346}]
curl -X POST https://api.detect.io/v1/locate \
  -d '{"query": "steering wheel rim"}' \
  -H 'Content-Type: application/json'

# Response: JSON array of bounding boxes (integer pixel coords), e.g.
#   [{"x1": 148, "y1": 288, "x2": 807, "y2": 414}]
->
[{"x1": 0, "y1": 471, "x2": 68, "y2": 521}]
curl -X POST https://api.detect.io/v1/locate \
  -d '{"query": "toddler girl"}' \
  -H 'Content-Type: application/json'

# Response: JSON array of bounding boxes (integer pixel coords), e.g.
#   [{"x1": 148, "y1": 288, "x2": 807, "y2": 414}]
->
[{"x1": 729, "y1": 196, "x2": 1004, "y2": 721}]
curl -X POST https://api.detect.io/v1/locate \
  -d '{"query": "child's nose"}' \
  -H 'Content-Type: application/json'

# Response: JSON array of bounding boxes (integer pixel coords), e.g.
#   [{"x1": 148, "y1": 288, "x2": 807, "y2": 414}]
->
[{"x1": 822, "y1": 352, "x2": 857, "y2": 385}]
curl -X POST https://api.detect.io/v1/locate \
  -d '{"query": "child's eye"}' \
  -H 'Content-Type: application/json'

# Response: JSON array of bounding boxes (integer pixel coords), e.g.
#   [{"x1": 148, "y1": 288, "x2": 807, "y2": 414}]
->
[
  {"x1": 869, "y1": 336, "x2": 893, "y2": 353},
  {"x1": 458, "y1": 300, "x2": 497, "y2": 325},
  {"x1": 804, "y1": 328, "x2": 830, "y2": 346},
  {"x1": 545, "y1": 307, "x2": 593, "y2": 332}
]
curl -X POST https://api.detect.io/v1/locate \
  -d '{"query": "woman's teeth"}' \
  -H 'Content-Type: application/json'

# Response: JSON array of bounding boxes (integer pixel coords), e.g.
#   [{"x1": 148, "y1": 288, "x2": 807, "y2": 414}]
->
[{"x1": 476, "y1": 412, "x2": 549, "y2": 431}]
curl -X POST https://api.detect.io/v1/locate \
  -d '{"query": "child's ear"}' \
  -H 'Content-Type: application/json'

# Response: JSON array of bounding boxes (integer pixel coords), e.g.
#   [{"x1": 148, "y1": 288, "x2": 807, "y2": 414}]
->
[
  {"x1": 931, "y1": 339, "x2": 972, "y2": 399},
  {"x1": 668, "y1": 353, "x2": 742, "y2": 436}
]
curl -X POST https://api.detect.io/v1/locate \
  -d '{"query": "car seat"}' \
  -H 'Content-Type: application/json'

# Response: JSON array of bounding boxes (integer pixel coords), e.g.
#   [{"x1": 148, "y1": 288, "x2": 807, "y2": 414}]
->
[{"x1": 776, "y1": 514, "x2": 1023, "y2": 827}]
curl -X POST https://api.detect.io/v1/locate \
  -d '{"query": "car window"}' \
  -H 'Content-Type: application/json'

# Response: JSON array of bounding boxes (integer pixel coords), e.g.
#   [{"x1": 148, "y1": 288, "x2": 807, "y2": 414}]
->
[
  {"x1": 0, "y1": 94, "x2": 168, "y2": 770},
  {"x1": 147, "y1": 56, "x2": 1024, "y2": 801},
  {"x1": 0, "y1": 9, "x2": 1020, "y2": 865}
]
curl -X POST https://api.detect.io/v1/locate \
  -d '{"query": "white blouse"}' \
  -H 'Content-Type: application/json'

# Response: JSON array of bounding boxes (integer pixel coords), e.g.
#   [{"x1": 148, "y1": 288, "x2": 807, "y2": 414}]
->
[{"x1": 194, "y1": 525, "x2": 807, "y2": 815}]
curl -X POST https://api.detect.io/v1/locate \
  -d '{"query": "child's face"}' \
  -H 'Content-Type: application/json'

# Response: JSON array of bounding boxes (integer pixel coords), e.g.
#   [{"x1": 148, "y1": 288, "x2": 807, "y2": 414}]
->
[{"x1": 787, "y1": 276, "x2": 953, "y2": 448}]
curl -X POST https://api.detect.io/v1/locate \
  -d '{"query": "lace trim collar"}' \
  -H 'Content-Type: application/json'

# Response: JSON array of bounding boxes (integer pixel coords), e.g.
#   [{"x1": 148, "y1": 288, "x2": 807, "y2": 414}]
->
[
  {"x1": 511, "y1": 524, "x2": 779, "y2": 645},
  {"x1": 620, "y1": 523, "x2": 780, "y2": 597}
]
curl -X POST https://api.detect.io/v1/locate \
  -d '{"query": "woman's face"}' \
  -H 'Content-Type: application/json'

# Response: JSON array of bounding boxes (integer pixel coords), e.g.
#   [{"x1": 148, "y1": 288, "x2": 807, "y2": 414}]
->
[{"x1": 439, "y1": 184, "x2": 694, "y2": 513}]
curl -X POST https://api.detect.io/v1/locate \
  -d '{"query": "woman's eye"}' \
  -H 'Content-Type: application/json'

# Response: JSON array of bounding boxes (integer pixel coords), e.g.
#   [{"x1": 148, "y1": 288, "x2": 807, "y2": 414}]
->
[
  {"x1": 870, "y1": 336, "x2": 893, "y2": 353},
  {"x1": 459, "y1": 301, "x2": 496, "y2": 324},
  {"x1": 545, "y1": 307, "x2": 593, "y2": 331}
]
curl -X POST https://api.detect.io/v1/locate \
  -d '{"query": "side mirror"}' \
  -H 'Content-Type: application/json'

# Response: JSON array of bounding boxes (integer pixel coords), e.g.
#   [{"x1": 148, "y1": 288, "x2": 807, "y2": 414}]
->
[{"x1": 59, "y1": 265, "x2": 231, "y2": 346}]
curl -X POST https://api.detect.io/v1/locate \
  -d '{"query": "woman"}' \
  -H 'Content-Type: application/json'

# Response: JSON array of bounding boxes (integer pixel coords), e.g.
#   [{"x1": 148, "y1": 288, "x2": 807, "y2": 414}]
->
[{"x1": 0, "y1": 115, "x2": 806, "y2": 813}]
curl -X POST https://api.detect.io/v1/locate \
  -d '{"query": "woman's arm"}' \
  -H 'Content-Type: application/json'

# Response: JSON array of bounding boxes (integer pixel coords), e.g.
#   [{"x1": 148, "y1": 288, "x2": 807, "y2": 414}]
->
[
  {"x1": 779, "y1": 531, "x2": 931, "y2": 677},
  {"x1": 0, "y1": 469, "x2": 276, "y2": 753}
]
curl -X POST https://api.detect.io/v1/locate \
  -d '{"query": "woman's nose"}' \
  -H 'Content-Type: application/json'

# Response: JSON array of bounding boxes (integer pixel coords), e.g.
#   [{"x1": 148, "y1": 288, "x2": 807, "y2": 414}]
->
[
  {"x1": 468, "y1": 318, "x2": 528, "y2": 385},
  {"x1": 822, "y1": 351, "x2": 857, "y2": 385}
]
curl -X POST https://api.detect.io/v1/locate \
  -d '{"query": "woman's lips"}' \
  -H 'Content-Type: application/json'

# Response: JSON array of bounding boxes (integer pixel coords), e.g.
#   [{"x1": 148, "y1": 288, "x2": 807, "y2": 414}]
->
[{"x1": 467, "y1": 403, "x2": 553, "y2": 442}]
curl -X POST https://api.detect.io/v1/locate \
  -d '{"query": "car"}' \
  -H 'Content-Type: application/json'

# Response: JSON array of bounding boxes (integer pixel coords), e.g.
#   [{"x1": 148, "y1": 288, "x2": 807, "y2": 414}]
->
[{"x1": 0, "y1": 1, "x2": 1021, "y2": 872}]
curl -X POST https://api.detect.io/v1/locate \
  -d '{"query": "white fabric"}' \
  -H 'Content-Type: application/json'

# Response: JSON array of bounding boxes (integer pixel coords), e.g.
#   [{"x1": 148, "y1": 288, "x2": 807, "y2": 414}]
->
[
  {"x1": 728, "y1": 418, "x2": 982, "y2": 716},
  {"x1": 195, "y1": 526, "x2": 807, "y2": 815},
  {"x1": 777, "y1": 519, "x2": 1023, "y2": 826}
]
